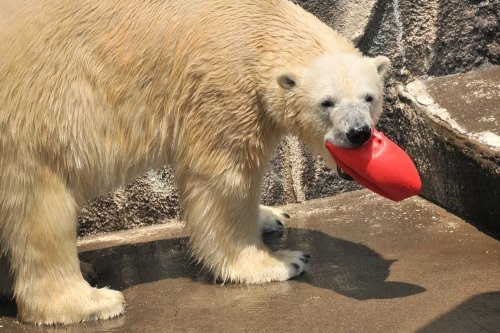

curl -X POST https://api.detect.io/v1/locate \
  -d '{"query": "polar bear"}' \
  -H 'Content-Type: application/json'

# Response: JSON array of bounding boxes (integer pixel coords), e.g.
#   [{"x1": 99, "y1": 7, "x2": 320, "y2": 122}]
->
[{"x1": 0, "y1": 0, "x2": 390, "y2": 325}]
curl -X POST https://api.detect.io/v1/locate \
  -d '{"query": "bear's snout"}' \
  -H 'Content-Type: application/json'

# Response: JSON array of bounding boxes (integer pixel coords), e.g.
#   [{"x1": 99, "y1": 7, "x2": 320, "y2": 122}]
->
[{"x1": 346, "y1": 124, "x2": 372, "y2": 145}]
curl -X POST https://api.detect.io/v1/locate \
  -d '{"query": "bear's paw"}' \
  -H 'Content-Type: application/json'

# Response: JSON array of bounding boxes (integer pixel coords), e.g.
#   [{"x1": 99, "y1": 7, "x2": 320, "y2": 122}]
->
[{"x1": 258, "y1": 205, "x2": 290, "y2": 233}]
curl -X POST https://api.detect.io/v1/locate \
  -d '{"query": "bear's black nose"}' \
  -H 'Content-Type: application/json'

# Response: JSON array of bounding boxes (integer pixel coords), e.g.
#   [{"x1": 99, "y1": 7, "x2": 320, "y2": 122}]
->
[{"x1": 346, "y1": 125, "x2": 372, "y2": 145}]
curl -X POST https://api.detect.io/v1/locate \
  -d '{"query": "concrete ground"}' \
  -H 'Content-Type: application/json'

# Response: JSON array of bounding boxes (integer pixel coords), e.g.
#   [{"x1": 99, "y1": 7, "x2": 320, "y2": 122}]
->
[{"x1": 1, "y1": 190, "x2": 499, "y2": 332}]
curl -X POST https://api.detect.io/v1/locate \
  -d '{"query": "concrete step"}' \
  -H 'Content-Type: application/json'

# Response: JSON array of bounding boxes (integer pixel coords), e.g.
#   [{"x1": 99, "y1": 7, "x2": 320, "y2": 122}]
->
[
  {"x1": 395, "y1": 65, "x2": 500, "y2": 232},
  {"x1": 1, "y1": 191, "x2": 499, "y2": 332}
]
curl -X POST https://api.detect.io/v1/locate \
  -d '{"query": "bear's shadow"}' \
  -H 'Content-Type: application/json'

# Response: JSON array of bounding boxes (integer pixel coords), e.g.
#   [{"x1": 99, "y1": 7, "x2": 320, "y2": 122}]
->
[
  {"x1": 81, "y1": 227, "x2": 425, "y2": 299},
  {"x1": 0, "y1": 228, "x2": 425, "y2": 317}
]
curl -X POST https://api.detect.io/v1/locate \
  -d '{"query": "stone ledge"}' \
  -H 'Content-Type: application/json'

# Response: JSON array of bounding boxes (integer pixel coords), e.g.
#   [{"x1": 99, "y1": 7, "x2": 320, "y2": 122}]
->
[
  {"x1": 402, "y1": 66, "x2": 500, "y2": 152},
  {"x1": 397, "y1": 66, "x2": 500, "y2": 231}
]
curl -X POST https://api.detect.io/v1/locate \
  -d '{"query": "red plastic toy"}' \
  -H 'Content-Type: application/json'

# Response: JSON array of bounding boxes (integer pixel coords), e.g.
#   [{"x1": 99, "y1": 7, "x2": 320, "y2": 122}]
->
[{"x1": 325, "y1": 129, "x2": 422, "y2": 201}]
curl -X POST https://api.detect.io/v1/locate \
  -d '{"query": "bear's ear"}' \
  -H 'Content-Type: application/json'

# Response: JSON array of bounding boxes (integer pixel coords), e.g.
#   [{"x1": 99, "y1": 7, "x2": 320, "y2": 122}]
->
[
  {"x1": 371, "y1": 56, "x2": 391, "y2": 78},
  {"x1": 277, "y1": 73, "x2": 298, "y2": 90}
]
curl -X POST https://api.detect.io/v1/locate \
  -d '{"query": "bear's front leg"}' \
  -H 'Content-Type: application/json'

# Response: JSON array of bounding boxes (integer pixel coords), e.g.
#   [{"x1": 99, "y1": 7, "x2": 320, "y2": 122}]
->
[
  {"x1": 1, "y1": 168, "x2": 125, "y2": 325},
  {"x1": 177, "y1": 168, "x2": 310, "y2": 284}
]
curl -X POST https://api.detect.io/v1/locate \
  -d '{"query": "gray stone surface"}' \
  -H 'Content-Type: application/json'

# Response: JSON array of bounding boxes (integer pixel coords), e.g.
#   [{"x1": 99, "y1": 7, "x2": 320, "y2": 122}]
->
[
  {"x1": 3, "y1": 192, "x2": 500, "y2": 332},
  {"x1": 358, "y1": 0, "x2": 499, "y2": 78},
  {"x1": 295, "y1": 0, "x2": 378, "y2": 43},
  {"x1": 424, "y1": 66, "x2": 500, "y2": 139},
  {"x1": 79, "y1": 169, "x2": 182, "y2": 236}
]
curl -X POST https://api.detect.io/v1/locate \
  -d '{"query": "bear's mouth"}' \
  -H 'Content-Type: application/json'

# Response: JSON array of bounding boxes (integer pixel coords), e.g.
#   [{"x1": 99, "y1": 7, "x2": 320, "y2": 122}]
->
[{"x1": 337, "y1": 165, "x2": 354, "y2": 181}]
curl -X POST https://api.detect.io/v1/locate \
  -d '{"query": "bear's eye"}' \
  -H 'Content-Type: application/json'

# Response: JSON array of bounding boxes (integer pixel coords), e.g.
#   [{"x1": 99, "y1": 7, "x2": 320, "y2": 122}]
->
[
  {"x1": 365, "y1": 94, "x2": 374, "y2": 103},
  {"x1": 321, "y1": 99, "x2": 335, "y2": 108}
]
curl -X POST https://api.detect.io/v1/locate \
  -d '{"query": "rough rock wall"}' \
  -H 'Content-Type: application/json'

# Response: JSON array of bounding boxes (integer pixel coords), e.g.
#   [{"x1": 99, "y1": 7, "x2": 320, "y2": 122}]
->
[
  {"x1": 78, "y1": 0, "x2": 499, "y2": 236},
  {"x1": 346, "y1": 0, "x2": 499, "y2": 151},
  {"x1": 358, "y1": 0, "x2": 499, "y2": 77}
]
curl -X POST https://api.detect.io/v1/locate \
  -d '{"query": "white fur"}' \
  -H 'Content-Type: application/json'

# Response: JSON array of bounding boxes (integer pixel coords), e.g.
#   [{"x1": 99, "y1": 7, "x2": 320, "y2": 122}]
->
[{"x1": 0, "y1": 0, "x2": 389, "y2": 325}]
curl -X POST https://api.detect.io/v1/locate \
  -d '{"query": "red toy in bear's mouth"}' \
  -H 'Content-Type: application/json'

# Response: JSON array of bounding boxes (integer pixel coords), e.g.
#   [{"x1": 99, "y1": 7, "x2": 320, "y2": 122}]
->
[{"x1": 325, "y1": 129, "x2": 422, "y2": 202}]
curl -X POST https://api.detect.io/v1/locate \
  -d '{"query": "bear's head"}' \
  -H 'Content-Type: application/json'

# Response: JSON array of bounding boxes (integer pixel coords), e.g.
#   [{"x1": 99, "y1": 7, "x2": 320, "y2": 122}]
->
[{"x1": 275, "y1": 53, "x2": 391, "y2": 169}]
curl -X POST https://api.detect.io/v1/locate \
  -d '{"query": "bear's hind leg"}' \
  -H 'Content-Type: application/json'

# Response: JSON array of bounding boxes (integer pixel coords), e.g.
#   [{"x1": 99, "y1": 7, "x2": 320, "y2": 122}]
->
[
  {"x1": 3, "y1": 168, "x2": 124, "y2": 325},
  {"x1": 179, "y1": 170, "x2": 309, "y2": 284}
]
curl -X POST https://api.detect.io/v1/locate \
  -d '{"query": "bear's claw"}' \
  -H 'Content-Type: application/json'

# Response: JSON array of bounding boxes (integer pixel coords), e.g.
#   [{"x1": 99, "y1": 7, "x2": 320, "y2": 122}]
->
[
  {"x1": 300, "y1": 256, "x2": 310, "y2": 264},
  {"x1": 278, "y1": 250, "x2": 309, "y2": 279}
]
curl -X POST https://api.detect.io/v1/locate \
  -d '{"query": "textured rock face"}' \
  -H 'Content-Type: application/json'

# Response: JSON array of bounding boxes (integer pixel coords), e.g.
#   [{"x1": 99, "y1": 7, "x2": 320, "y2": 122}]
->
[
  {"x1": 78, "y1": 0, "x2": 499, "y2": 236},
  {"x1": 295, "y1": 0, "x2": 379, "y2": 43},
  {"x1": 79, "y1": 169, "x2": 181, "y2": 236},
  {"x1": 358, "y1": 0, "x2": 499, "y2": 77}
]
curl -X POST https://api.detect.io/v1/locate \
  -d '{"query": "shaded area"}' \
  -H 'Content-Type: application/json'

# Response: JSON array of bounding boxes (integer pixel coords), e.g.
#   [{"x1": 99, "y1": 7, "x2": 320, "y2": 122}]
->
[
  {"x1": 77, "y1": 228, "x2": 424, "y2": 300},
  {"x1": 264, "y1": 228, "x2": 425, "y2": 300},
  {"x1": 78, "y1": 170, "x2": 182, "y2": 236},
  {"x1": 0, "y1": 227, "x2": 424, "y2": 326},
  {"x1": 417, "y1": 292, "x2": 500, "y2": 333},
  {"x1": 0, "y1": 299, "x2": 16, "y2": 319},
  {"x1": 429, "y1": 0, "x2": 499, "y2": 76},
  {"x1": 359, "y1": 0, "x2": 499, "y2": 77},
  {"x1": 79, "y1": 237, "x2": 202, "y2": 291}
]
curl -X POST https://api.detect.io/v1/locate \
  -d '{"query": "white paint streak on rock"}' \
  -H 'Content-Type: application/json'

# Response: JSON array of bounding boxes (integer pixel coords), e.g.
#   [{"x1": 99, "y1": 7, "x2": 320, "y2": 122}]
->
[
  {"x1": 403, "y1": 80, "x2": 500, "y2": 151},
  {"x1": 406, "y1": 81, "x2": 467, "y2": 133},
  {"x1": 392, "y1": 0, "x2": 406, "y2": 65},
  {"x1": 470, "y1": 131, "x2": 500, "y2": 150}
]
